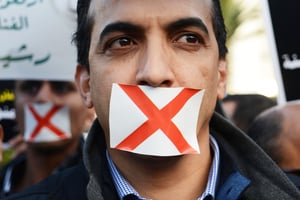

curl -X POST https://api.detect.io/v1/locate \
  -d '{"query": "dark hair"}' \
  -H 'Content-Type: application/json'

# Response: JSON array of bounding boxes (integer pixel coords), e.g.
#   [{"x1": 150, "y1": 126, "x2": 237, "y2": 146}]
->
[
  {"x1": 73, "y1": 0, "x2": 227, "y2": 69},
  {"x1": 211, "y1": 0, "x2": 228, "y2": 58},
  {"x1": 247, "y1": 110, "x2": 283, "y2": 165},
  {"x1": 73, "y1": 0, "x2": 94, "y2": 70},
  {"x1": 222, "y1": 94, "x2": 277, "y2": 132}
]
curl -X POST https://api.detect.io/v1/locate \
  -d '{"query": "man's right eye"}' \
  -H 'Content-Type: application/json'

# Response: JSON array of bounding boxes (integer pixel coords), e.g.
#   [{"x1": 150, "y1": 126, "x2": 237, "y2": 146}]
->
[
  {"x1": 108, "y1": 37, "x2": 136, "y2": 49},
  {"x1": 100, "y1": 36, "x2": 138, "y2": 56},
  {"x1": 19, "y1": 81, "x2": 42, "y2": 96}
]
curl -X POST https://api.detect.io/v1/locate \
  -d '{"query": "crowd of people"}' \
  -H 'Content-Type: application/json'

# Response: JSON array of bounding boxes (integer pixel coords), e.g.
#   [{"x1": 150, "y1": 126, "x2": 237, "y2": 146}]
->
[
  {"x1": 247, "y1": 100, "x2": 300, "y2": 190},
  {"x1": 0, "y1": 0, "x2": 299, "y2": 199},
  {"x1": 222, "y1": 94, "x2": 277, "y2": 132}
]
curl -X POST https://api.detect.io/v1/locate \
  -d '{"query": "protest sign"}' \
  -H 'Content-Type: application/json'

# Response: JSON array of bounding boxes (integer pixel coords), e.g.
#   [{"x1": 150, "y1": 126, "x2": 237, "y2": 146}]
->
[
  {"x1": 0, "y1": 0, "x2": 77, "y2": 81},
  {"x1": 262, "y1": 0, "x2": 300, "y2": 103}
]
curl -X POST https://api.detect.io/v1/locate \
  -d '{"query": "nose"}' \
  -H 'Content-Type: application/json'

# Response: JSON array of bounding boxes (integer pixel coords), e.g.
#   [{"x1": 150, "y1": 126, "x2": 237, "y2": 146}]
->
[
  {"x1": 35, "y1": 82, "x2": 55, "y2": 103},
  {"x1": 136, "y1": 41, "x2": 175, "y2": 87}
]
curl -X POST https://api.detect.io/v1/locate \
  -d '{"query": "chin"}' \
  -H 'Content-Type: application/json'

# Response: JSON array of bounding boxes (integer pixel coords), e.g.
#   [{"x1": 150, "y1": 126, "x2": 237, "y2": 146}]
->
[{"x1": 28, "y1": 139, "x2": 73, "y2": 154}]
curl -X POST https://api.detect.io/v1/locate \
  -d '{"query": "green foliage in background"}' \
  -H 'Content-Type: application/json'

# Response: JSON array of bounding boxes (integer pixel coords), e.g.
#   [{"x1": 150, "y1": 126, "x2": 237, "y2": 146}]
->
[
  {"x1": 0, "y1": 148, "x2": 14, "y2": 168},
  {"x1": 220, "y1": 0, "x2": 261, "y2": 45},
  {"x1": 220, "y1": 0, "x2": 243, "y2": 44}
]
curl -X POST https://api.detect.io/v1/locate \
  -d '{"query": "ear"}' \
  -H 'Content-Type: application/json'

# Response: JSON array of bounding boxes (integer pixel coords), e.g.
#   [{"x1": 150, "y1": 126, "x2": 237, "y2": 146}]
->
[
  {"x1": 216, "y1": 58, "x2": 227, "y2": 100},
  {"x1": 75, "y1": 64, "x2": 93, "y2": 108}
]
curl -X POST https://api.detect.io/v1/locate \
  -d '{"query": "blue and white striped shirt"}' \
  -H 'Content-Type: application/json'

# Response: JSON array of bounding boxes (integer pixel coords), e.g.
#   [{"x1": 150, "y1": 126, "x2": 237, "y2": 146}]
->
[{"x1": 106, "y1": 135, "x2": 220, "y2": 200}]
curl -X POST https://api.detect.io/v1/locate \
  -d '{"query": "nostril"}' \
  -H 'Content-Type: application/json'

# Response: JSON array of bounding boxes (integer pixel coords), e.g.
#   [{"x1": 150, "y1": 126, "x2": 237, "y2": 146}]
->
[
  {"x1": 138, "y1": 81, "x2": 148, "y2": 86},
  {"x1": 137, "y1": 80, "x2": 172, "y2": 87},
  {"x1": 160, "y1": 80, "x2": 172, "y2": 87}
]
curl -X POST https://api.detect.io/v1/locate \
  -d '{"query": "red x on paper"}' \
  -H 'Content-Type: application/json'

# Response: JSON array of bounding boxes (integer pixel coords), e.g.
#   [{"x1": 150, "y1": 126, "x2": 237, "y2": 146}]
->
[
  {"x1": 27, "y1": 105, "x2": 69, "y2": 142},
  {"x1": 116, "y1": 85, "x2": 199, "y2": 154}
]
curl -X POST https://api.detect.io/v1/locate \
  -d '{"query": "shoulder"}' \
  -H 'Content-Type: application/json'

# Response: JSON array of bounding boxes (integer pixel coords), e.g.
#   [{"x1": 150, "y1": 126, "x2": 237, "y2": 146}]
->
[
  {"x1": 3, "y1": 162, "x2": 89, "y2": 200},
  {"x1": 0, "y1": 154, "x2": 26, "y2": 197},
  {"x1": 210, "y1": 113, "x2": 300, "y2": 199},
  {"x1": 286, "y1": 173, "x2": 300, "y2": 190},
  {"x1": 0, "y1": 154, "x2": 26, "y2": 177}
]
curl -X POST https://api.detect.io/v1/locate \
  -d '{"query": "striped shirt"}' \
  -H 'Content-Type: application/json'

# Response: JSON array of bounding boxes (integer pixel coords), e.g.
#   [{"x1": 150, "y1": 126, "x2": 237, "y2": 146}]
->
[{"x1": 106, "y1": 135, "x2": 220, "y2": 200}]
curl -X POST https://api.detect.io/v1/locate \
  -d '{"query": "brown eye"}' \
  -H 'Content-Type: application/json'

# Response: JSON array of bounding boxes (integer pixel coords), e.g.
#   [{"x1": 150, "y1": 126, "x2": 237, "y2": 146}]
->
[
  {"x1": 109, "y1": 37, "x2": 135, "y2": 49},
  {"x1": 18, "y1": 81, "x2": 42, "y2": 96},
  {"x1": 173, "y1": 33, "x2": 205, "y2": 51},
  {"x1": 51, "y1": 81, "x2": 76, "y2": 95},
  {"x1": 176, "y1": 34, "x2": 201, "y2": 44}
]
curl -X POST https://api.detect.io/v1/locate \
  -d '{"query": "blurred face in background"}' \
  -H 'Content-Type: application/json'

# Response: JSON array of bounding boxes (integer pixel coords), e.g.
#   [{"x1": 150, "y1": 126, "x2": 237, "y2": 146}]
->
[{"x1": 14, "y1": 80, "x2": 94, "y2": 150}]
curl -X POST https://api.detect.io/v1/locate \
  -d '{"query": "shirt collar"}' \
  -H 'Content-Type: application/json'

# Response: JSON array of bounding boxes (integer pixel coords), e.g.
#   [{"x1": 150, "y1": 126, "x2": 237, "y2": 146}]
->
[
  {"x1": 106, "y1": 151, "x2": 142, "y2": 199},
  {"x1": 199, "y1": 135, "x2": 220, "y2": 200},
  {"x1": 106, "y1": 135, "x2": 220, "y2": 200}
]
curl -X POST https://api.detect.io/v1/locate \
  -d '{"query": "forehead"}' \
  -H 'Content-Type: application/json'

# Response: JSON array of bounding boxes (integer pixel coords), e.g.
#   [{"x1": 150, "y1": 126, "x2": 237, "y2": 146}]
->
[{"x1": 88, "y1": 0, "x2": 213, "y2": 30}]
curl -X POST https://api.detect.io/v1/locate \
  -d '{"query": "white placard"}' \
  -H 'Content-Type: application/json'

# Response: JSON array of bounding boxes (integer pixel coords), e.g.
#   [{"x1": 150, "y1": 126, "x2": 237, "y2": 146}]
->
[{"x1": 0, "y1": 0, "x2": 77, "y2": 81}]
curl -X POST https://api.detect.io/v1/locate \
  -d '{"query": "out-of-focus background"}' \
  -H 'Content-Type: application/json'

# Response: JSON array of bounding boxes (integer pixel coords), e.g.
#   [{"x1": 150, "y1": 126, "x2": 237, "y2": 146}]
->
[{"x1": 221, "y1": 0, "x2": 277, "y2": 98}]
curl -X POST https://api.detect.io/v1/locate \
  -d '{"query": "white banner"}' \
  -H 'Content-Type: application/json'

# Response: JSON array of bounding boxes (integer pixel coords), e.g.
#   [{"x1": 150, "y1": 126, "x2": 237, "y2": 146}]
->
[{"x1": 0, "y1": 0, "x2": 77, "y2": 81}]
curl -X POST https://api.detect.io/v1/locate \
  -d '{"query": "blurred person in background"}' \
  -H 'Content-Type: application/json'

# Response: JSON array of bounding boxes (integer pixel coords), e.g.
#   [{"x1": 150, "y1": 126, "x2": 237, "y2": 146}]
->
[
  {"x1": 0, "y1": 80, "x2": 94, "y2": 197},
  {"x1": 222, "y1": 93, "x2": 277, "y2": 132},
  {"x1": 248, "y1": 100, "x2": 300, "y2": 190},
  {"x1": 0, "y1": 0, "x2": 95, "y2": 197}
]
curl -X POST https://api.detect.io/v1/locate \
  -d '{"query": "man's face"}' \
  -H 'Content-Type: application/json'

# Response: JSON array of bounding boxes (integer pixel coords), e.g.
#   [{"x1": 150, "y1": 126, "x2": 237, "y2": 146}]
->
[
  {"x1": 77, "y1": 0, "x2": 227, "y2": 142},
  {"x1": 15, "y1": 80, "x2": 93, "y2": 146}
]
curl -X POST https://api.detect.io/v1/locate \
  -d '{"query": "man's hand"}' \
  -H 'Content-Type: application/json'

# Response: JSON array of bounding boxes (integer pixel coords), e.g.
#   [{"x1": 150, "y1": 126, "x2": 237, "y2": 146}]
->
[{"x1": 8, "y1": 133, "x2": 27, "y2": 158}]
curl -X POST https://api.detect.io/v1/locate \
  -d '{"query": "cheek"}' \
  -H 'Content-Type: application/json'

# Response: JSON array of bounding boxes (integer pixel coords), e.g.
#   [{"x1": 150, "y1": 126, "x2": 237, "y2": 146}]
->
[
  {"x1": 199, "y1": 60, "x2": 220, "y2": 90},
  {"x1": 69, "y1": 101, "x2": 89, "y2": 135},
  {"x1": 89, "y1": 55, "x2": 137, "y2": 109},
  {"x1": 14, "y1": 96, "x2": 28, "y2": 131},
  {"x1": 15, "y1": 104, "x2": 25, "y2": 133},
  {"x1": 174, "y1": 50, "x2": 219, "y2": 88},
  {"x1": 178, "y1": 63, "x2": 216, "y2": 90},
  {"x1": 90, "y1": 74, "x2": 111, "y2": 130}
]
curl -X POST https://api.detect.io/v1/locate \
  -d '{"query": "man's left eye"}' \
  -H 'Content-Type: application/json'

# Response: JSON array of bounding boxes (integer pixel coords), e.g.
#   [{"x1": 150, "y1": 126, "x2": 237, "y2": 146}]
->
[
  {"x1": 176, "y1": 34, "x2": 200, "y2": 44},
  {"x1": 51, "y1": 82, "x2": 76, "y2": 95}
]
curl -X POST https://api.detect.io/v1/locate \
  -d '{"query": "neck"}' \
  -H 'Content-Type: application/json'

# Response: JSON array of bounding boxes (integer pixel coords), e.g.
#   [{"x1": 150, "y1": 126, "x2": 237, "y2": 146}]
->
[{"x1": 110, "y1": 134, "x2": 212, "y2": 200}]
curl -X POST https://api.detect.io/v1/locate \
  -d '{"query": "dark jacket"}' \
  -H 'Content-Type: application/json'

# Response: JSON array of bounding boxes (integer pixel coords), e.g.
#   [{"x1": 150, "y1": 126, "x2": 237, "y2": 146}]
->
[
  {"x1": 0, "y1": 139, "x2": 84, "y2": 198},
  {"x1": 3, "y1": 113, "x2": 300, "y2": 200},
  {"x1": 286, "y1": 174, "x2": 300, "y2": 191}
]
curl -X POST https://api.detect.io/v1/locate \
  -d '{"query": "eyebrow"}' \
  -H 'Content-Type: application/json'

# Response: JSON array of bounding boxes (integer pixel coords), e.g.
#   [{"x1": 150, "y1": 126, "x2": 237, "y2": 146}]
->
[
  {"x1": 100, "y1": 22, "x2": 144, "y2": 42},
  {"x1": 99, "y1": 17, "x2": 209, "y2": 42},
  {"x1": 166, "y1": 17, "x2": 209, "y2": 36}
]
